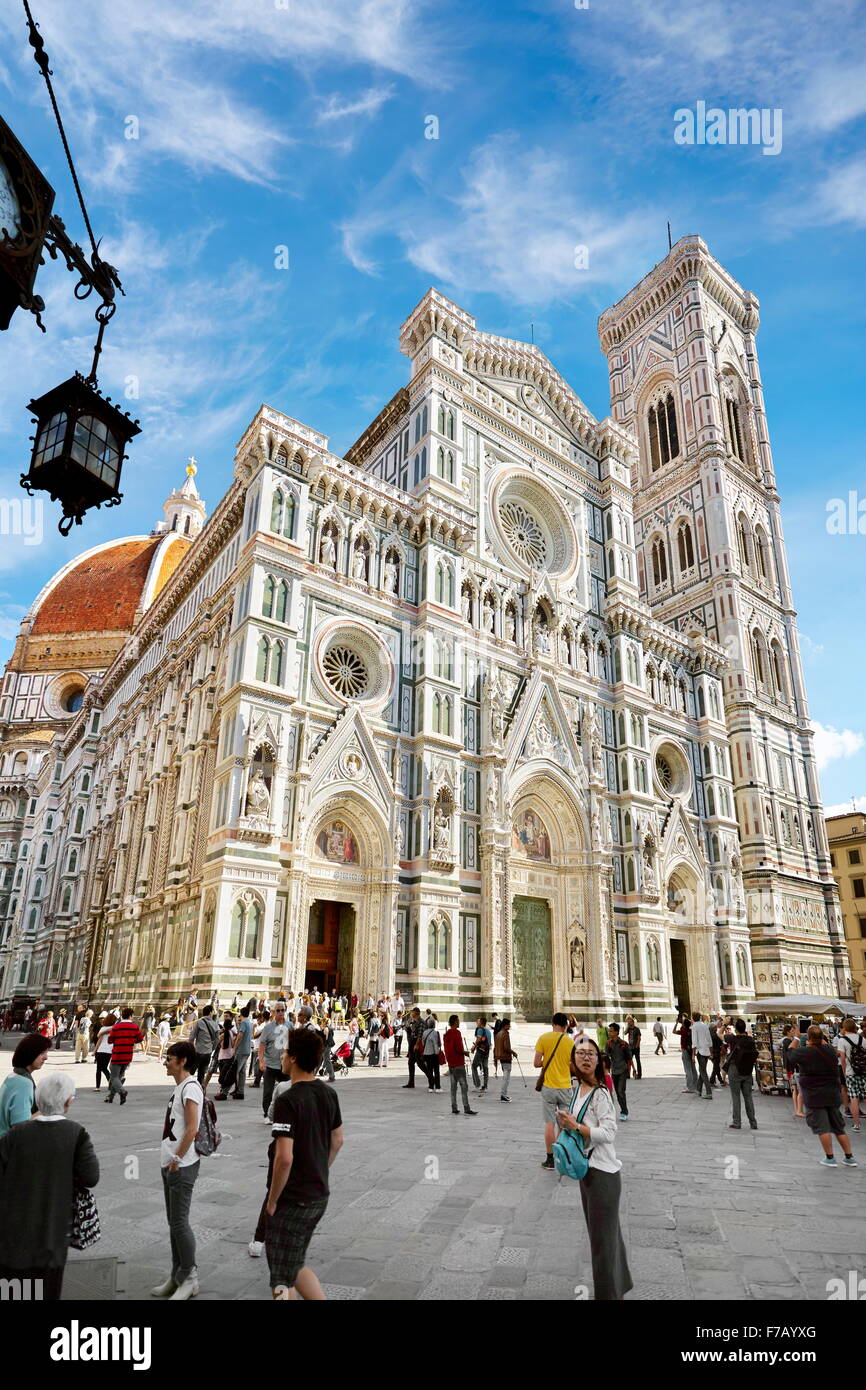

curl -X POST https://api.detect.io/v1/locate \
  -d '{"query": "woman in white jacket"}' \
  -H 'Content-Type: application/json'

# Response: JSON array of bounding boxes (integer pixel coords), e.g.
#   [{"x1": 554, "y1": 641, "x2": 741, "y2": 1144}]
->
[{"x1": 556, "y1": 1036, "x2": 633, "y2": 1300}]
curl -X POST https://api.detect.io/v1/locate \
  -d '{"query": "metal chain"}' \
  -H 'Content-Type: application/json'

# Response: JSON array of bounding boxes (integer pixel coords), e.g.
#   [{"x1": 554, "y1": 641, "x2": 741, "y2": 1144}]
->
[{"x1": 22, "y1": 0, "x2": 99, "y2": 259}]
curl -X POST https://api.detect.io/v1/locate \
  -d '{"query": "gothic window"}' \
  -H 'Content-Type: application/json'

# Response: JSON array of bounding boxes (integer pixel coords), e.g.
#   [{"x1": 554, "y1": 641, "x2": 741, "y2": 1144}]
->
[
  {"x1": 256, "y1": 636, "x2": 270, "y2": 682},
  {"x1": 262, "y1": 576, "x2": 275, "y2": 618},
  {"x1": 274, "y1": 580, "x2": 289, "y2": 624},
  {"x1": 735, "y1": 946, "x2": 749, "y2": 988},
  {"x1": 725, "y1": 390, "x2": 750, "y2": 466},
  {"x1": 61, "y1": 884, "x2": 73, "y2": 914},
  {"x1": 613, "y1": 646, "x2": 622, "y2": 683},
  {"x1": 624, "y1": 811, "x2": 632, "y2": 843},
  {"x1": 647, "y1": 391, "x2": 680, "y2": 471},
  {"x1": 755, "y1": 525, "x2": 769, "y2": 580},
  {"x1": 620, "y1": 757, "x2": 629, "y2": 791},
  {"x1": 438, "y1": 404, "x2": 446, "y2": 434},
  {"x1": 67, "y1": 850, "x2": 77, "y2": 875},
  {"x1": 646, "y1": 936, "x2": 661, "y2": 981},
  {"x1": 751, "y1": 631, "x2": 767, "y2": 688},
  {"x1": 651, "y1": 537, "x2": 668, "y2": 587},
  {"x1": 627, "y1": 646, "x2": 639, "y2": 685},
  {"x1": 646, "y1": 664, "x2": 658, "y2": 701},
  {"x1": 676, "y1": 521, "x2": 695, "y2": 571},
  {"x1": 706, "y1": 784, "x2": 716, "y2": 816},
  {"x1": 38, "y1": 841, "x2": 48, "y2": 866},
  {"x1": 270, "y1": 640, "x2": 285, "y2": 686},
  {"x1": 74, "y1": 807, "x2": 85, "y2": 834},
  {"x1": 271, "y1": 488, "x2": 285, "y2": 533},
  {"x1": 625, "y1": 856, "x2": 636, "y2": 892},
  {"x1": 770, "y1": 641, "x2": 787, "y2": 700},
  {"x1": 244, "y1": 901, "x2": 263, "y2": 958},
  {"x1": 737, "y1": 514, "x2": 751, "y2": 571},
  {"x1": 228, "y1": 902, "x2": 244, "y2": 957},
  {"x1": 709, "y1": 684, "x2": 720, "y2": 718},
  {"x1": 427, "y1": 912, "x2": 450, "y2": 970}
]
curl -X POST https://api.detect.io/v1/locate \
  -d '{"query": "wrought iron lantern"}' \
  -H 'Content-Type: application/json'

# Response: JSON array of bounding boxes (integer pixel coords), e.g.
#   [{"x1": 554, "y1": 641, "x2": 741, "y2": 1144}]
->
[
  {"x1": 22, "y1": 371, "x2": 140, "y2": 534},
  {"x1": 4, "y1": 1, "x2": 140, "y2": 533}
]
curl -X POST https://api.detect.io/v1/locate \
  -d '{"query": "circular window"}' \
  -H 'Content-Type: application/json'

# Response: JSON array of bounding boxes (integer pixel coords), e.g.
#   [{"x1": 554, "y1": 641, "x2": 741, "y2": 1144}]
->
[
  {"x1": 315, "y1": 621, "x2": 394, "y2": 709},
  {"x1": 63, "y1": 689, "x2": 84, "y2": 713},
  {"x1": 653, "y1": 741, "x2": 691, "y2": 798},
  {"x1": 491, "y1": 472, "x2": 577, "y2": 578},
  {"x1": 45, "y1": 674, "x2": 88, "y2": 720},
  {"x1": 322, "y1": 645, "x2": 368, "y2": 699}
]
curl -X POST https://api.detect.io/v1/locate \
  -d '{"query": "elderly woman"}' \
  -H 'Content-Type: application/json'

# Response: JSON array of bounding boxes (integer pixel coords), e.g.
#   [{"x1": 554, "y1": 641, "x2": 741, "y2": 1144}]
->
[
  {"x1": 0, "y1": 1032, "x2": 51, "y2": 1137},
  {"x1": 0, "y1": 1072, "x2": 99, "y2": 1300}
]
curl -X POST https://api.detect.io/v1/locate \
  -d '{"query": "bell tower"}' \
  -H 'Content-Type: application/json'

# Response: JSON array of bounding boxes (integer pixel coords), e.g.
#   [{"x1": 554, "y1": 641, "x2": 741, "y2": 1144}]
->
[{"x1": 598, "y1": 236, "x2": 849, "y2": 998}]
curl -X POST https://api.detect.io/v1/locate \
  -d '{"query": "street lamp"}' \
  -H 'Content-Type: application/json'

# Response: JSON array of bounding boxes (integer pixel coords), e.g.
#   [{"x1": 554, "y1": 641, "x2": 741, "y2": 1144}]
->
[
  {"x1": 23, "y1": 371, "x2": 140, "y2": 534},
  {"x1": 2, "y1": 2, "x2": 140, "y2": 533}
]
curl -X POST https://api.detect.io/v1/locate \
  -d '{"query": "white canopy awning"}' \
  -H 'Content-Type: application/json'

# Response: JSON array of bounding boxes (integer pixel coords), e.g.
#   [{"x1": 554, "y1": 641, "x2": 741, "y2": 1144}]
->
[{"x1": 743, "y1": 994, "x2": 864, "y2": 1016}]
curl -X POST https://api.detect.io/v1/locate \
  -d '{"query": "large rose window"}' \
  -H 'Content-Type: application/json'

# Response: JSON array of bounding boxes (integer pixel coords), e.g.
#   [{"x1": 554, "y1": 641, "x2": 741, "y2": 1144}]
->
[
  {"x1": 314, "y1": 621, "x2": 394, "y2": 709},
  {"x1": 491, "y1": 472, "x2": 577, "y2": 578}
]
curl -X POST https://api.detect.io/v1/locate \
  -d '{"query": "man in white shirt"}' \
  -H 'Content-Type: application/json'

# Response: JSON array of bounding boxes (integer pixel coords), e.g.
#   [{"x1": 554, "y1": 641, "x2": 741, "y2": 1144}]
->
[
  {"x1": 691, "y1": 1012, "x2": 714, "y2": 1100},
  {"x1": 152, "y1": 1040, "x2": 203, "y2": 1301}
]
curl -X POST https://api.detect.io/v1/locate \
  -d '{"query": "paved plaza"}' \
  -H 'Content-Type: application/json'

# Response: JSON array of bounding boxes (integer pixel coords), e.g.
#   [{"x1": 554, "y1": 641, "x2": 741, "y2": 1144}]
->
[{"x1": 2, "y1": 1025, "x2": 864, "y2": 1301}]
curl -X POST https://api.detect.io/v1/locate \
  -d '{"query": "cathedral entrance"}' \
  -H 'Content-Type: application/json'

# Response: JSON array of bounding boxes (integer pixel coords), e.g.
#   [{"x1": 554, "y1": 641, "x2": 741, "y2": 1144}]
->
[
  {"x1": 305, "y1": 901, "x2": 355, "y2": 995},
  {"x1": 670, "y1": 938, "x2": 691, "y2": 1015},
  {"x1": 512, "y1": 896, "x2": 553, "y2": 1021}
]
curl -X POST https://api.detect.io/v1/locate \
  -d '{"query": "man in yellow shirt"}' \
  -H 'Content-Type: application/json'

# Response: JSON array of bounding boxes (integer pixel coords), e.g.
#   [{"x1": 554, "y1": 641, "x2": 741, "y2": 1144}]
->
[{"x1": 534, "y1": 1012, "x2": 575, "y2": 1170}]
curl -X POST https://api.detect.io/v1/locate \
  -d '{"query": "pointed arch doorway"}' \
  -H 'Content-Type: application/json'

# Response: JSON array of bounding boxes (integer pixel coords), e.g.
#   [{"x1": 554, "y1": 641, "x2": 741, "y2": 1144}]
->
[
  {"x1": 305, "y1": 901, "x2": 356, "y2": 995},
  {"x1": 512, "y1": 896, "x2": 553, "y2": 1021}
]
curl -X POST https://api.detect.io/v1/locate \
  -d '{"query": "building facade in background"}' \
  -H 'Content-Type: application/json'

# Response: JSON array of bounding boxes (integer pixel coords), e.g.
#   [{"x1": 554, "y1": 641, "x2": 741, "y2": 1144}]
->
[
  {"x1": 827, "y1": 812, "x2": 866, "y2": 1003},
  {"x1": 0, "y1": 237, "x2": 849, "y2": 1019}
]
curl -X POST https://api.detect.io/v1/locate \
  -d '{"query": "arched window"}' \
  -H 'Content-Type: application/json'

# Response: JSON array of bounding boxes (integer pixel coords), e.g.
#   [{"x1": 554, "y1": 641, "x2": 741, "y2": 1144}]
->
[
  {"x1": 651, "y1": 537, "x2": 668, "y2": 586},
  {"x1": 61, "y1": 884, "x2": 73, "y2": 914},
  {"x1": 624, "y1": 811, "x2": 632, "y2": 843},
  {"x1": 446, "y1": 409, "x2": 455, "y2": 440},
  {"x1": 736, "y1": 946, "x2": 749, "y2": 988},
  {"x1": 428, "y1": 913, "x2": 450, "y2": 969},
  {"x1": 244, "y1": 901, "x2": 262, "y2": 959},
  {"x1": 67, "y1": 850, "x2": 77, "y2": 875},
  {"x1": 751, "y1": 631, "x2": 766, "y2": 687},
  {"x1": 770, "y1": 641, "x2": 787, "y2": 699},
  {"x1": 677, "y1": 521, "x2": 695, "y2": 571},
  {"x1": 706, "y1": 785, "x2": 716, "y2": 816},
  {"x1": 443, "y1": 696, "x2": 453, "y2": 736},
  {"x1": 438, "y1": 404, "x2": 446, "y2": 434},
  {"x1": 275, "y1": 580, "x2": 289, "y2": 624},
  {"x1": 620, "y1": 757, "x2": 629, "y2": 791},
  {"x1": 270, "y1": 640, "x2": 285, "y2": 686},
  {"x1": 271, "y1": 488, "x2": 284, "y2": 533},
  {"x1": 737, "y1": 514, "x2": 751, "y2": 571},
  {"x1": 38, "y1": 841, "x2": 48, "y2": 866},
  {"x1": 627, "y1": 646, "x2": 638, "y2": 685},
  {"x1": 625, "y1": 857, "x2": 636, "y2": 892},
  {"x1": 432, "y1": 692, "x2": 442, "y2": 733},
  {"x1": 81, "y1": 773, "x2": 90, "y2": 792},
  {"x1": 755, "y1": 526, "x2": 769, "y2": 580},
  {"x1": 647, "y1": 391, "x2": 680, "y2": 471},
  {"x1": 725, "y1": 388, "x2": 749, "y2": 465},
  {"x1": 262, "y1": 576, "x2": 275, "y2": 618},
  {"x1": 74, "y1": 807, "x2": 85, "y2": 834},
  {"x1": 256, "y1": 636, "x2": 270, "y2": 682},
  {"x1": 228, "y1": 902, "x2": 244, "y2": 957},
  {"x1": 613, "y1": 646, "x2": 622, "y2": 683}
]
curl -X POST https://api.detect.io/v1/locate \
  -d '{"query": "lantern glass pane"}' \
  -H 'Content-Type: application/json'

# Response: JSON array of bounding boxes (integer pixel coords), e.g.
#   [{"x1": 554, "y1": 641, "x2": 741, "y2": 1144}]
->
[
  {"x1": 70, "y1": 414, "x2": 120, "y2": 486},
  {"x1": 34, "y1": 412, "x2": 68, "y2": 465}
]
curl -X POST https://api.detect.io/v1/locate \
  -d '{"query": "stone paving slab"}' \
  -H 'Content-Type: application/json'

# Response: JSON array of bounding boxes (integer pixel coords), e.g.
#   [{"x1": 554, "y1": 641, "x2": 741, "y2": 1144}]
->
[{"x1": 3, "y1": 1025, "x2": 866, "y2": 1301}]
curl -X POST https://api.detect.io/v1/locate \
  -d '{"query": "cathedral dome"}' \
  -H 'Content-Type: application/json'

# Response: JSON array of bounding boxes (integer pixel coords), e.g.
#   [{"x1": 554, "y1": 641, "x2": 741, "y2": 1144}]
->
[{"x1": 29, "y1": 533, "x2": 188, "y2": 640}]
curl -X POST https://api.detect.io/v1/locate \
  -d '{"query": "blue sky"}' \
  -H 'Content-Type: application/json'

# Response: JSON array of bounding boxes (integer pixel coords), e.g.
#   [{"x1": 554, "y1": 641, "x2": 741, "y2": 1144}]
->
[{"x1": 0, "y1": 0, "x2": 864, "y2": 809}]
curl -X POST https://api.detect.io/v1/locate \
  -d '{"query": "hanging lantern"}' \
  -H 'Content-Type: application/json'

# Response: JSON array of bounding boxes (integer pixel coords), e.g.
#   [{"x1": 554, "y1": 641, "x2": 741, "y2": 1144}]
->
[{"x1": 21, "y1": 372, "x2": 140, "y2": 534}]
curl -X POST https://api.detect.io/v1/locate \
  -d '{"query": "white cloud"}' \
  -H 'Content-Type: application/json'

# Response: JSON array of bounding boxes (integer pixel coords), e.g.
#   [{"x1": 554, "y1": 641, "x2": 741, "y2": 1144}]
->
[
  {"x1": 342, "y1": 134, "x2": 660, "y2": 305},
  {"x1": 316, "y1": 87, "x2": 394, "y2": 124},
  {"x1": 812, "y1": 720, "x2": 865, "y2": 771},
  {"x1": 799, "y1": 633, "x2": 825, "y2": 660},
  {"x1": 811, "y1": 158, "x2": 866, "y2": 228}
]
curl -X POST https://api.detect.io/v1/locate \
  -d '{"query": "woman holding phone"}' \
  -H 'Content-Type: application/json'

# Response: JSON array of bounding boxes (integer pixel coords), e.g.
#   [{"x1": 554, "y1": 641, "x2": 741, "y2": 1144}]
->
[{"x1": 556, "y1": 1036, "x2": 632, "y2": 1301}]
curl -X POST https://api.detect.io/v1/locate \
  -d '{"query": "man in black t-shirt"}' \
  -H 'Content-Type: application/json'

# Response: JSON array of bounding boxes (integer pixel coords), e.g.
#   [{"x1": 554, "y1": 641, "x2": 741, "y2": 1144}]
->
[
  {"x1": 265, "y1": 1026, "x2": 344, "y2": 1299},
  {"x1": 791, "y1": 1026, "x2": 858, "y2": 1168}
]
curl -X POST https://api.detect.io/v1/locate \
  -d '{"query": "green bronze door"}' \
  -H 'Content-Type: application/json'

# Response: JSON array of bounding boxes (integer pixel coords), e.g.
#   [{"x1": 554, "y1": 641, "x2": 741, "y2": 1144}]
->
[{"x1": 512, "y1": 896, "x2": 552, "y2": 1021}]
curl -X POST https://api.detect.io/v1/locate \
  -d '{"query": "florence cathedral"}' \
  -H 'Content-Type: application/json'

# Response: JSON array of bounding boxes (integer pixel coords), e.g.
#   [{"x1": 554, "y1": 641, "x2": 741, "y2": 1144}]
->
[{"x1": 0, "y1": 236, "x2": 851, "y2": 1021}]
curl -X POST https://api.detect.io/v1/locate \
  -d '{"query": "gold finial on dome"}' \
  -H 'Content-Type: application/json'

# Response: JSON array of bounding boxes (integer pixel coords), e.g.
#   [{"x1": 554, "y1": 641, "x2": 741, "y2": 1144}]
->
[{"x1": 186, "y1": 455, "x2": 198, "y2": 477}]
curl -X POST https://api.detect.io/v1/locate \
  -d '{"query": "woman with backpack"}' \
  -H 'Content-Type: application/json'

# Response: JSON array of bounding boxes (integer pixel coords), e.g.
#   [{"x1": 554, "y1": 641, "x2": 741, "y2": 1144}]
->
[
  {"x1": 556, "y1": 1036, "x2": 632, "y2": 1301},
  {"x1": 191, "y1": 1006, "x2": 220, "y2": 1087},
  {"x1": 836, "y1": 1017, "x2": 866, "y2": 1132}
]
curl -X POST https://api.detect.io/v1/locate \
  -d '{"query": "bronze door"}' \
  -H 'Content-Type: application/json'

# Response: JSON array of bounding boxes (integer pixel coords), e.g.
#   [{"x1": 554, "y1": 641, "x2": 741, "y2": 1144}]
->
[{"x1": 512, "y1": 896, "x2": 553, "y2": 1021}]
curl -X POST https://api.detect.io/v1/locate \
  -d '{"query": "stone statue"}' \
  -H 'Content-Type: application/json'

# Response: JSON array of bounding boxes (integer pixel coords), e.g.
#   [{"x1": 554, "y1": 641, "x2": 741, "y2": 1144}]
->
[
  {"x1": 505, "y1": 608, "x2": 516, "y2": 642},
  {"x1": 569, "y1": 933, "x2": 585, "y2": 984},
  {"x1": 433, "y1": 809, "x2": 451, "y2": 853},
  {"x1": 462, "y1": 590, "x2": 472, "y2": 622},
  {"x1": 483, "y1": 601, "x2": 495, "y2": 632},
  {"x1": 394, "y1": 819, "x2": 404, "y2": 856},
  {"x1": 245, "y1": 768, "x2": 271, "y2": 817},
  {"x1": 320, "y1": 530, "x2": 336, "y2": 569},
  {"x1": 486, "y1": 780, "x2": 498, "y2": 820},
  {"x1": 533, "y1": 618, "x2": 550, "y2": 655},
  {"x1": 353, "y1": 545, "x2": 368, "y2": 582},
  {"x1": 384, "y1": 557, "x2": 399, "y2": 594}
]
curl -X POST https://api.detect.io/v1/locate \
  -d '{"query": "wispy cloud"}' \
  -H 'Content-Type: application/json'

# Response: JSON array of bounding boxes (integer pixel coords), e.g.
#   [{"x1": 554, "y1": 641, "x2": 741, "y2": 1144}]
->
[
  {"x1": 342, "y1": 134, "x2": 659, "y2": 305},
  {"x1": 316, "y1": 87, "x2": 394, "y2": 124},
  {"x1": 825, "y1": 796, "x2": 866, "y2": 816},
  {"x1": 812, "y1": 720, "x2": 865, "y2": 771}
]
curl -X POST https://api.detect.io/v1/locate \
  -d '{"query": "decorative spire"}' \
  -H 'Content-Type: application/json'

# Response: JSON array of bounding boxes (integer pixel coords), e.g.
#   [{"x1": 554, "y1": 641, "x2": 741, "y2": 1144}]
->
[{"x1": 153, "y1": 457, "x2": 206, "y2": 538}]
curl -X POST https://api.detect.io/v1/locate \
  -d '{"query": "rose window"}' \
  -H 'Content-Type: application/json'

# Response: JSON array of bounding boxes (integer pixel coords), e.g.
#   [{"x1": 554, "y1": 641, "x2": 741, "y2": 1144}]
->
[
  {"x1": 499, "y1": 501, "x2": 547, "y2": 567},
  {"x1": 322, "y1": 645, "x2": 368, "y2": 699},
  {"x1": 655, "y1": 753, "x2": 674, "y2": 792}
]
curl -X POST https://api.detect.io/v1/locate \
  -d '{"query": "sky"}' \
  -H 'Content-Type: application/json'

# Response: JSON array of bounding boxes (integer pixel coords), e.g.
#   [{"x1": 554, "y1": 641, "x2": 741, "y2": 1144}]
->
[{"x1": 0, "y1": 0, "x2": 864, "y2": 810}]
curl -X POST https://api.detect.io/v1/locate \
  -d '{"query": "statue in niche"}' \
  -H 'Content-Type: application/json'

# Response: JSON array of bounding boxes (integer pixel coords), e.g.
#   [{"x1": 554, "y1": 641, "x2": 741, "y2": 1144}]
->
[
  {"x1": 486, "y1": 780, "x2": 498, "y2": 821},
  {"x1": 353, "y1": 544, "x2": 368, "y2": 582},
  {"x1": 320, "y1": 530, "x2": 336, "y2": 569},
  {"x1": 533, "y1": 616, "x2": 550, "y2": 654},
  {"x1": 394, "y1": 819, "x2": 404, "y2": 857},
  {"x1": 245, "y1": 768, "x2": 271, "y2": 818},
  {"x1": 462, "y1": 590, "x2": 473, "y2": 622},
  {"x1": 505, "y1": 607, "x2": 516, "y2": 643},
  {"x1": 433, "y1": 808, "x2": 451, "y2": 853},
  {"x1": 569, "y1": 928, "x2": 586, "y2": 984},
  {"x1": 483, "y1": 600, "x2": 495, "y2": 632},
  {"x1": 642, "y1": 835, "x2": 657, "y2": 891},
  {"x1": 384, "y1": 555, "x2": 399, "y2": 594}
]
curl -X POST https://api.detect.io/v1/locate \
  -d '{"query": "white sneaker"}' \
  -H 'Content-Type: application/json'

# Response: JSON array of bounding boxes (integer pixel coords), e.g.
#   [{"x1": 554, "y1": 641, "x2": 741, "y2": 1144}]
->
[
  {"x1": 248, "y1": 1240, "x2": 264, "y2": 1258},
  {"x1": 150, "y1": 1275, "x2": 178, "y2": 1298},
  {"x1": 272, "y1": 1284, "x2": 291, "y2": 1299},
  {"x1": 169, "y1": 1270, "x2": 199, "y2": 1300}
]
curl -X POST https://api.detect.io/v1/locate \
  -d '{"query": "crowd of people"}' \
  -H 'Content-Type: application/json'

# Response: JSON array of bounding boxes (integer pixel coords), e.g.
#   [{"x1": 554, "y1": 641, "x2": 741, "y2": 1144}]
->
[{"x1": 1, "y1": 991, "x2": 862, "y2": 1303}]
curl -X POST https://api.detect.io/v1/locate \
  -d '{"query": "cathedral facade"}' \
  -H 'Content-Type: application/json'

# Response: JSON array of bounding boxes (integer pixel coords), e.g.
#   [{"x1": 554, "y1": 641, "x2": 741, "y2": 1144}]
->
[{"x1": 0, "y1": 237, "x2": 850, "y2": 1021}]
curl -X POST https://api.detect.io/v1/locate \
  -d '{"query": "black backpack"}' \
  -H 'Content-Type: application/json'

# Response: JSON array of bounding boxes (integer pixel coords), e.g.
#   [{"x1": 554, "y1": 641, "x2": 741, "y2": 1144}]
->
[{"x1": 844, "y1": 1035, "x2": 866, "y2": 1078}]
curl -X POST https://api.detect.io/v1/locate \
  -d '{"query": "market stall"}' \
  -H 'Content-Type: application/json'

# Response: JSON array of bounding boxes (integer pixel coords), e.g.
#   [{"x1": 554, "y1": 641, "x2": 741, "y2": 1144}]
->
[{"x1": 742, "y1": 994, "x2": 862, "y2": 1095}]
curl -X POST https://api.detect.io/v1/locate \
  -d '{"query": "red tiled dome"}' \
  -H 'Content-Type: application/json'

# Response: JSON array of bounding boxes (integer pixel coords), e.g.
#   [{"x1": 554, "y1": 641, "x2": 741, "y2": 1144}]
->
[{"x1": 31, "y1": 535, "x2": 189, "y2": 636}]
